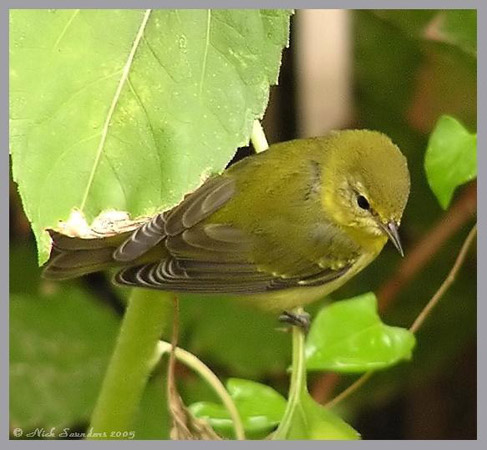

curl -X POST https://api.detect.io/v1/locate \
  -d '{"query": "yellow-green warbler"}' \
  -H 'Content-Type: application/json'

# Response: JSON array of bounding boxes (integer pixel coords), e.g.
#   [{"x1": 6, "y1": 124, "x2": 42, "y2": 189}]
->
[{"x1": 43, "y1": 130, "x2": 410, "y2": 313}]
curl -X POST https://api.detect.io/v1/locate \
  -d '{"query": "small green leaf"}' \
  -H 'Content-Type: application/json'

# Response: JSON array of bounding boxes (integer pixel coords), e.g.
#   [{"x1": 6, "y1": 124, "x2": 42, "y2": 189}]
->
[
  {"x1": 424, "y1": 115, "x2": 477, "y2": 209},
  {"x1": 286, "y1": 390, "x2": 360, "y2": 440},
  {"x1": 189, "y1": 378, "x2": 286, "y2": 439},
  {"x1": 305, "y1": 293, "x2": 416, "y2": 373}
]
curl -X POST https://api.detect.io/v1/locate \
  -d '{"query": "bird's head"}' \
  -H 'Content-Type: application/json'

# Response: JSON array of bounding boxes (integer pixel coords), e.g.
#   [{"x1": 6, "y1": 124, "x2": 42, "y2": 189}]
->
[{"x1": 321, "y1": 130, "x2": 411, "y2": 255}]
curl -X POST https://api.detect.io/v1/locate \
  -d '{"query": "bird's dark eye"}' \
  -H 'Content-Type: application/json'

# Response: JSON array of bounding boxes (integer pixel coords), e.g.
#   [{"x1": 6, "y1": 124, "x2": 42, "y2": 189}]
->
[{"x1": 357, "y1": 195, "x2": 370, "y2": 210}]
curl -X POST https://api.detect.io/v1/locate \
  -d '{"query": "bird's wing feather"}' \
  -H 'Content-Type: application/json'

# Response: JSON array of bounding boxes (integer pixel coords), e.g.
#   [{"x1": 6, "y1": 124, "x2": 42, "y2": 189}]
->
[
  {"x1": 112, "y1": 212, "x2": 168, "y2": 261},
  {"x1": 113, "y1": 173, "x2": 354, "y2": 294},
  {"x1": 115, "y1": 220, "x2": 352, "y2": 294},
  {"x1": 114, "y1": 257, "x2": 351, "y2": 294},
  {"x1": 113, "y1": 176, "x2": 236, "y2": 262},
  {"x1": 165, "y1": 176, "x2": 236, "y2": 235}
]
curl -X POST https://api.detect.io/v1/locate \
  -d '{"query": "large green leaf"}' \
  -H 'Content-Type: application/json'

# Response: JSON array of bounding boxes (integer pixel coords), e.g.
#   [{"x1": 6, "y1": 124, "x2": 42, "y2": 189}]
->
[
  {"x1": 9, "y1": 9, "x2": 292, "y2": 263},
  {"x1": 424, "y1": 115, "x2": 477, "y2": 209},
  {"x1": 190, "y1": 378, "x2": 287, "y2": 439},
  {"x1": 305, "y1": 293, "x2": 416, "y2": 373}
]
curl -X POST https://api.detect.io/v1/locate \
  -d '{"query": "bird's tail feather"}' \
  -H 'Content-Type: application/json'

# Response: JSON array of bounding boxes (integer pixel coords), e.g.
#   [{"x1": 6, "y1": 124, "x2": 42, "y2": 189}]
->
[{"x1": 42, "y1": 229, "x2": 129, "y2": 280}]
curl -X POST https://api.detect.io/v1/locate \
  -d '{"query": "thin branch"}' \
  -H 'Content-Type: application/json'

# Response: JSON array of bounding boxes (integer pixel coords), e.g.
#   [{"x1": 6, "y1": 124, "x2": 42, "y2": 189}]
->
[
  {"x1": 325, "y1": 372, "x2": 374, "y2": 409},
  {"x1": 409, "y1": 224, "x2": 477, "y2": 333},
  {"x1": 325, "y1": 222, "x2": 477, "y2": 409},
  {"x1": 157, "y1": 341, "x2": 245, "y2": 440},
  {"x1": 166, "y1": 296, "x2": 190, "y2": 437}
]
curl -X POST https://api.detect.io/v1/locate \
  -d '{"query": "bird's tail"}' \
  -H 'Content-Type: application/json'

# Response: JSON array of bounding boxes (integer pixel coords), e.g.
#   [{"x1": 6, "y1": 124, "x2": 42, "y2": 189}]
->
[{"x1": 42, "y1": 229, "x2": 130, "y2": 280}]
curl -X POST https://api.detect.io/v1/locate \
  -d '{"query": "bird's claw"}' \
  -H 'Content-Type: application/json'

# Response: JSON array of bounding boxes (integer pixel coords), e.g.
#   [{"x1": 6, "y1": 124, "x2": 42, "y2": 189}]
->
[{"x1": 278, "y1": 310, "x2": 311, "y2": 333}]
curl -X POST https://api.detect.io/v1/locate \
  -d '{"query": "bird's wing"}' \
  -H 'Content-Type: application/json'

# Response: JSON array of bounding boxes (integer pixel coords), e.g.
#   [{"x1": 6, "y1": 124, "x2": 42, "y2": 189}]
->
[
  {"x1": 114, "y1": 221, "x2": 352, "y2": 294},
  {"x1": 112, "y1": 176, "x2": 236, "y2": 262},
  {"x1": 114, "y1": 256, "x2": 351, "y2": 294},
  {"x1": 113, "y1": 173, "x2": 353, "y2": 294}
]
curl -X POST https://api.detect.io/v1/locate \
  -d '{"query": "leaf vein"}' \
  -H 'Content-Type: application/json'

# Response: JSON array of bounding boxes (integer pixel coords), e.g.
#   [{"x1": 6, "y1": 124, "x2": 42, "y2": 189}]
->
[
  {"x1": 142, "y1": 36, "x2": 179, "y2": 84},
  {"x1": 102, "y1": 153, "x2": 129, "y2": 208},
  {"x1": 51, "y1": 9, "x2": 80, "y2": 51},
  {"x1": 198, "y1": 10, "x2": 211, "y2": 99},
  {"x1": 33, "y1": 70, "x2": 123, "y2": 128},
  {"x1": 37, "y1": 132, "x2": 101, "y2": 225},
  {"x1": 127, "y1": 77, "x2": 164, "y2": 201},
  {"x1": 79, "y1": 9, "x2": 152, "y2": 212}
]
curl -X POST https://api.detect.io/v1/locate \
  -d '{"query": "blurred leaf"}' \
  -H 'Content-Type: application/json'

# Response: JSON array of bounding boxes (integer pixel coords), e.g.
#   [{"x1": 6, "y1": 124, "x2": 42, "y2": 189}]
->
[
  {"x1": 180, "y1": 295, "x2": 291, "y2": 378},
  {"x1": 355, "y1": 10, "x2": 424, "y2": 120},
  {"x1": 355, "y1": 9, "x2": 477, "y2": 135},
  {"x1": 424, "y1": 115, "x2": 476, "y2": 209},
  {"x1": 372, "y1": 9, "x2": 437, "y2": 37},
  {"x1": 9, "y1": 9, "x2": 292, "y2": 263},
  {"x1": 437, "y1": 10, "x2": 477, "y2": 55},
  {"x1": 10, "y1": 289, "x2": 119, "y2": 430},
  {"x1": 9, "y1": 242, "x2": 120, "y2": 430},
  {"x1": 286, "y1": 390, "x2": 360, "y2": 440},
  {"x1": 371, "y1": 9, "x2": 476, "y2": 56},
  {"x1": 9, "y1": 242, "x2": 44, "y2": 295},
  {"x1": 408, "y1": 41, "x2": 477, "y2": 134},
  {"x1": 112, "y1": 279, "x2": 292, "y2": 379},
  {"x1": 306, "y1": 293, "x2": 416, "y2": 373},
  {"x1": 190, "y1": 378, "x2": 286, "y2": 439}
]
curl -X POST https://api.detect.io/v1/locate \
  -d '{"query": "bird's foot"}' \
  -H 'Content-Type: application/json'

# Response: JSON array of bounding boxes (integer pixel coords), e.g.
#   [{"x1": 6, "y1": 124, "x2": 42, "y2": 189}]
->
[{"x1": 278, "y1": 310, "x2": 311, "y2": 333}]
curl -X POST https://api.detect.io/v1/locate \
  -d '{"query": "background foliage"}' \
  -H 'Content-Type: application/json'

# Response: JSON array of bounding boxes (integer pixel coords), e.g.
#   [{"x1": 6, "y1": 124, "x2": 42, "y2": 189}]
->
[{"x1": 10, "y1": 9, "x2": 476, "y2": 439}]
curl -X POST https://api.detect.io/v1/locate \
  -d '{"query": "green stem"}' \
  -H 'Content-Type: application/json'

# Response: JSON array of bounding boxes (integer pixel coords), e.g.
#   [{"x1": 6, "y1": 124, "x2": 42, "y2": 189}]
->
[
  {"x1": 251, "y1": 120, "x2": 269, "y2": 152},
  {"x1": 272, "y1": 307, "x2": 307, "y2": 440},
  {"x1": 88, "y1": 289, "x2": 173, "y2": 439},
  {"x1": 156, "y1": 341, "x2": 245, "y2": 440}
]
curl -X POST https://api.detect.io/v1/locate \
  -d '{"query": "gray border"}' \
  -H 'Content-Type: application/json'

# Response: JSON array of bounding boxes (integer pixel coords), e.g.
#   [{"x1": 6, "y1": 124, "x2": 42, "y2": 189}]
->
[
  {"x1": 477, "y1": 0, "x2": 483, "y2": 445},
  {"x1": 3, "y1": 0, "x2": 482, "y2": 448},
  {"x1": 3, "y1": 0, "x2": 9, "y2": 446},
  {"x1": 2, "y1": 0, "x2": 482, "y2": 9}
]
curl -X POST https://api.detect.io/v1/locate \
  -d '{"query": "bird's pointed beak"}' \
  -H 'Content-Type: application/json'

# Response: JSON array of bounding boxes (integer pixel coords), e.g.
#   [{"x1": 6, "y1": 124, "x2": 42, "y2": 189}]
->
[{"x1": 380, "y1": 221, "x2": 404, "y2": 257}]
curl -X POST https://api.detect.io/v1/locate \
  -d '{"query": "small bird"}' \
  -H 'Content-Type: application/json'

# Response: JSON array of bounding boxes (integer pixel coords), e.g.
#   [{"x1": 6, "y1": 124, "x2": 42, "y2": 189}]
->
[{"x1": 43, "y1": 130, "x2": 410, "y2": 316}]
